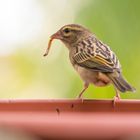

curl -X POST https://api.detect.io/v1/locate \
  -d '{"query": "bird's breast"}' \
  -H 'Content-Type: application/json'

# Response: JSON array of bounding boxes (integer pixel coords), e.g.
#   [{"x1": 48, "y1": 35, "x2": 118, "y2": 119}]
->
[
  {"x1": 73, "y1": 64, "x2": 111, "y2": 87},
  {"x1": 73, "y1": 64, "x2": 98, "y2": 83}
]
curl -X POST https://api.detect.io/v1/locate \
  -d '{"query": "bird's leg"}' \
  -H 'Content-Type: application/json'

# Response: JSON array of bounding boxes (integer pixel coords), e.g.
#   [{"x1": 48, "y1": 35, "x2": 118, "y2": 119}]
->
[
  {"x1": 78, "y1": 83, "x2": 89, "y2": 99},
  {"x1": 113, "y1": 88, "x2": 121, "y2": 107}
]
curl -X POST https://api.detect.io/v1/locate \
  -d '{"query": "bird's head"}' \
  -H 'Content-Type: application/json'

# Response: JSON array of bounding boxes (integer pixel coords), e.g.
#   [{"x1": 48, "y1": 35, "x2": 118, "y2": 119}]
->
[
  {"x1": 44, "y1": 24, "x2": 91, "y2": 56},
  {"x1": 51, "y1": 24, "x2": 90, "y2": 45}
]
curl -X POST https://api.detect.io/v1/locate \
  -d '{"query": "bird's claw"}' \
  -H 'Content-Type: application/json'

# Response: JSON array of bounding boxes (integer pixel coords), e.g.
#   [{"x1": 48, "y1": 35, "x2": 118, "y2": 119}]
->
[
  {"x1": 113, "y1": 95, "x2": 120, "y2": 107},
  {"x1": 76, "y1": 95, "x2": 84, "y2": 103}
]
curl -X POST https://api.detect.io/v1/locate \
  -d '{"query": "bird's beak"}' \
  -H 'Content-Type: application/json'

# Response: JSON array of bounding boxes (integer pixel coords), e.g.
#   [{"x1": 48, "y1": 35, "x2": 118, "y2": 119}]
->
[
  {"x1": 50, "y1": 31, "x2": 63, "y2": 40},
  {"x1": 43, "y1": 31, "x2": 62, "y2": 57}
]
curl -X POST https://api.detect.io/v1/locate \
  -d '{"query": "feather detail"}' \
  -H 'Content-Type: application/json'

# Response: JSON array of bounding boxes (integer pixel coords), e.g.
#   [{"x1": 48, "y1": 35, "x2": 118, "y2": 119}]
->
[
  {"x1": 73, "y1": 36, "x2": 121, "y2": 73},
  {"x1": 108, "y1": 73, "x2": 136, "y2": 92}
]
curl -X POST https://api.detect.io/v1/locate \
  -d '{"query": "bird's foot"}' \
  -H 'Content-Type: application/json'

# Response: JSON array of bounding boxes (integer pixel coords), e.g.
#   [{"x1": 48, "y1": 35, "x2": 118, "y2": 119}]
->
[
  {"x1": 76, "y1": 95, "x2": 84, "y2": 103},
  {"x1": 113, "y1": 95, "x2": 120, "y2": 107},
  {"x1": 76, "y1": 83, "x2": 89, "y2": 103}
]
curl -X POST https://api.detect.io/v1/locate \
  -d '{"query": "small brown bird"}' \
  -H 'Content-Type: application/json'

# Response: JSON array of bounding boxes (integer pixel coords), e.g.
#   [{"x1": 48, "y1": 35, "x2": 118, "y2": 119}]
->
[{"x1": 44, "y1": 24, "x2": 135, "y2": 102}]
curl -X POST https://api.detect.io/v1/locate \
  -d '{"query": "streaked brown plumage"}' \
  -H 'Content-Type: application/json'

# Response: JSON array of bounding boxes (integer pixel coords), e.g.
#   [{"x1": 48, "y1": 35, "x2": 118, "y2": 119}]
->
[{"x1": 44, "y1": 24, "x2": 135, "y2": 101}]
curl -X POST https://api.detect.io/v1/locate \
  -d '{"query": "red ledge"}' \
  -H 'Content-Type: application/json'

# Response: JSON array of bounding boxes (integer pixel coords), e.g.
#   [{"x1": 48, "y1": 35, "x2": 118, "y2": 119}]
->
[{"x1": 0, "y1": 99, "x2": 140, "y2": 140}]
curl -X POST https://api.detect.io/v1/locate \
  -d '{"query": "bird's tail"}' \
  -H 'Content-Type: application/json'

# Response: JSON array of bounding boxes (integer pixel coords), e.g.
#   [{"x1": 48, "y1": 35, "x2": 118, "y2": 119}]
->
[{"x1": 108, "y1": 73, "x2": 136, "y2": 92}]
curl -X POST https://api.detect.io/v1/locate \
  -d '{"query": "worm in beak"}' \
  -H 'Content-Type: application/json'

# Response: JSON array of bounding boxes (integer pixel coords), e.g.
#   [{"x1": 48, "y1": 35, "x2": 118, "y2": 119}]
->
[
  {"x1": 43, "y1": 32, "x2": 62, "y2": 57},
  {"x1": 43, "y1": 37, "x2": 53, "y2": 57}
]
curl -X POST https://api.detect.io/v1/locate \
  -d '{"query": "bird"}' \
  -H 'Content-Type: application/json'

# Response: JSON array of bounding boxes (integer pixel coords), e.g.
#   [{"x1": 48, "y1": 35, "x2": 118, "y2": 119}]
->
[{"x1": 44, "y1": 24, "x2": 135, "y2": 103}]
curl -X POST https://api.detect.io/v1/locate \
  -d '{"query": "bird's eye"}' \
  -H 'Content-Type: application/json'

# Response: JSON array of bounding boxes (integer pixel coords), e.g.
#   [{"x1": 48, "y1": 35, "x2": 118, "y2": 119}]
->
[{"x1": 63, "y1": 28, "x2": 70, "y2": 34}]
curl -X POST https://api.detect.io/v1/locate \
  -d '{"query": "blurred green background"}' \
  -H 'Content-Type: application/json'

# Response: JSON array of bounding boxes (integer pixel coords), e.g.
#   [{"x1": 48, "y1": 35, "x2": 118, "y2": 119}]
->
[{"x1": 0, "y1": 0, "x2": 139, "y2": 99}]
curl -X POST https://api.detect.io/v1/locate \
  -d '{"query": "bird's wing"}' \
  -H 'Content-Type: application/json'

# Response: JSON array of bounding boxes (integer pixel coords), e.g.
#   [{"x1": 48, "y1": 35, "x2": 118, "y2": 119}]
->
[{"x1": 73, "y1": 36, "x2": 121, "y2": 73}]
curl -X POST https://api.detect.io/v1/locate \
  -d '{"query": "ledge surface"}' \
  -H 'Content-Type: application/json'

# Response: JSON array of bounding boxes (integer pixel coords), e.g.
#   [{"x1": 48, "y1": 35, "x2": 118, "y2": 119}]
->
[{"x1": 0, "y1": 99, "x2": 140, "y2": 140}]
